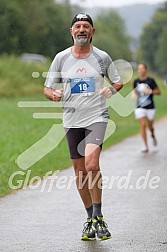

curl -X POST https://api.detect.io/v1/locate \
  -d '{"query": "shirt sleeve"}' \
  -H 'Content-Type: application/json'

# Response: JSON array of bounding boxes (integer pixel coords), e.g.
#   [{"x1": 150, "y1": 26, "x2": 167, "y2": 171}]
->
[
  {"x1": 133, "y1": 79, "x2": 137, "y2": 89},
  {"x1": 105, "y1": 55, "x2": 121, "y2": 84},
  {"x1": 133, "y1": 79, "x2": 139, "y2": 95},
  {"x1": 44, "y1": 55, "x2": 61, "y2": 89},
  {"x1": 151, "y1": 78, "x2": 158, "y2": 90}
]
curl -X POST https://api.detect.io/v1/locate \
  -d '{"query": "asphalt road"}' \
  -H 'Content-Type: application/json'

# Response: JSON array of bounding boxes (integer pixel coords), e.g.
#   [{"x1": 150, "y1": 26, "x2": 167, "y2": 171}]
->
[{"x1": 0, "y1": 118, "x2": 167, "y2": 252}]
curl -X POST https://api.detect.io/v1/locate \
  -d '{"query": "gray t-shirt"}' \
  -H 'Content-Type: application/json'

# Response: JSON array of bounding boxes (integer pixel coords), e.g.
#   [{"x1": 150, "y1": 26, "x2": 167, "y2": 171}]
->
[{"x1": 44, "y1": 46, "x2": 120, "y2": 128}]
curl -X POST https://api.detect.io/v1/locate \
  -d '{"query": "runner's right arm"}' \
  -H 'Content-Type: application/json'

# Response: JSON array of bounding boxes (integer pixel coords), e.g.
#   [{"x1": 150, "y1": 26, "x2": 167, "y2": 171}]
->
[
  {"x1": 44, "y1": 53, "x2": 62, "y2": 102},
  {"x1": 44, "y1": 87, "x2": 63, "y2": 102}
]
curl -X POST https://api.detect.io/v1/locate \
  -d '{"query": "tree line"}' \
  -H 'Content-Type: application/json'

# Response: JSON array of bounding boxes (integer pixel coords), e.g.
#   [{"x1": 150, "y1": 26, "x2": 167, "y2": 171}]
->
[
  {"x1": 1, "y1": 0, "x2": 166, "y2": 73},
  {"x1": 0, "y1": 0, "x2": 131, "y2": 61},
  {"x1": 0, "y1": 0, "x2": 72, "y2": 58},
  {"x1": 139, "y1": 2, "x2": 167, "y2": 74}
]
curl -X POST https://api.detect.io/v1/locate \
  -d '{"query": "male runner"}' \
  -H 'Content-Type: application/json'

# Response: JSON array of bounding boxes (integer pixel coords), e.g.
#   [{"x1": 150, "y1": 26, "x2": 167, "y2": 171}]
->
[
  {"x1": 44, "y1": 13, "x2": 123, "y2": 241},
  {"x1": 133, "y1": 63, "x2": 160, "y2": 152}
]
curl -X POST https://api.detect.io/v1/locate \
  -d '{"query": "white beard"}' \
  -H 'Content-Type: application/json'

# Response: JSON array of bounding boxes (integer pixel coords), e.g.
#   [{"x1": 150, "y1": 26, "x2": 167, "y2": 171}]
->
[{"x1": 73, "y1": 37, "x2": 89, "y2": 46}]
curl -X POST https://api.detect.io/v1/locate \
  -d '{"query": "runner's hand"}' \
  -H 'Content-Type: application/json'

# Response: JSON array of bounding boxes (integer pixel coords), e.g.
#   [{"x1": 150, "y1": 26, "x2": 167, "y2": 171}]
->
[
  {"x1": 53, "y1": 89, "x2": 63, "y2": 102},
  {"x1": 99, "y1": 87, "x2": 112, "y2": 99},
  {"x1": 143, "y1": 88, "x2": 152, "y2": 95}
]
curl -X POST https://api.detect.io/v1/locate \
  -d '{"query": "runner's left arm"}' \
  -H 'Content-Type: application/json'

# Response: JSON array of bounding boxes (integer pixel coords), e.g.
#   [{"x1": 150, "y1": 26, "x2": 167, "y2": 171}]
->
[{"x1": 106, "y1": 55, "x2": 123, "y2": 94}]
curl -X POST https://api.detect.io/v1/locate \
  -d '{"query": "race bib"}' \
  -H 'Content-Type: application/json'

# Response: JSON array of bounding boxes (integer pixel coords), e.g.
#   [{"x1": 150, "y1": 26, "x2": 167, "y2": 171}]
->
[{"x1": 69, "y1": 77, "x2": 95, "y2": 95}]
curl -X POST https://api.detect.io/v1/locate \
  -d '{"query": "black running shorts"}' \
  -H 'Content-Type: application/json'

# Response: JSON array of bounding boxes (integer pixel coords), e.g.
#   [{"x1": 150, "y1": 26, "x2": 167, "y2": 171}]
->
[{"x1": 64, "y1": 122, "x2": 107, "y2": 159}]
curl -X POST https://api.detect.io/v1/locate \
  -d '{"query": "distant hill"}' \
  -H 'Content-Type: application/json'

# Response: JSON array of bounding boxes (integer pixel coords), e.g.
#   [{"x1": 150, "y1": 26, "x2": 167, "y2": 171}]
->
[
  {"x1": 56, "y1": 1, "x2": 162, "y2": 39},
  {"x1": 115, "y1": 4, "x2": 161, "y2": 38},
  {"x1": 83, "y1": 3, "x2": 162, "y2": 38}
]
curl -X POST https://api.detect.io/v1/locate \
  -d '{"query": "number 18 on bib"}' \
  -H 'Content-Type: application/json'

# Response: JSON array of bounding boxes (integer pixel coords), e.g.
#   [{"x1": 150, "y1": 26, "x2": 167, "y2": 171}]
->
[{"x1": 70, "y1": 77, "x2": 95, "y2": 95}]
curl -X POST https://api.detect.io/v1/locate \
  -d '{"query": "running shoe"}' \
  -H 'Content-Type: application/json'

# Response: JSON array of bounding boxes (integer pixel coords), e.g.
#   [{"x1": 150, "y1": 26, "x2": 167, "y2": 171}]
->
[
  {"x1": 92, "y1": 216, "x2": 111, "y2": 240},
  {"x1": 141, "y1": 148, "x2": 149, "y2": 153},
  {"x1": 81, "y1": 218, "x2": 96, "y2": 241},
  {"x1": 141, "y1": 146, "x2": 149, "y2": 153}
]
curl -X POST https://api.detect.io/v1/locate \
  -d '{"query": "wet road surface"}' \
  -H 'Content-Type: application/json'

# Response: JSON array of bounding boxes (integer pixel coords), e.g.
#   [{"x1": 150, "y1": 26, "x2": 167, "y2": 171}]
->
[{"x1": 0, "y1": 118, "x2": 167, "y2": 252}]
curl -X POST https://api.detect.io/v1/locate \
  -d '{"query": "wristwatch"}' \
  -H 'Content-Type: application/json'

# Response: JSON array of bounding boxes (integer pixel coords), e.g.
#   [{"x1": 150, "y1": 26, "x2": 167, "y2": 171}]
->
[{"x1": 109, "y1": 86, "x2": 117, "y2": 95}]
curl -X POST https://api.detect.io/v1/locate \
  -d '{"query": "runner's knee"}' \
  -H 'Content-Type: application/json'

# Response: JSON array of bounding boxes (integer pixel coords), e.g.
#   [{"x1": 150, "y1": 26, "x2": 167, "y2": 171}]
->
[
  {"x1": 140, "y1": 121, "x2": 146, "y2": 128},
  {"x1": 148, "y1": 121, "x2": 154, "y2": 130},
  {"x1": 85, "y1": 159, "x2": 99, "y2": 173}
]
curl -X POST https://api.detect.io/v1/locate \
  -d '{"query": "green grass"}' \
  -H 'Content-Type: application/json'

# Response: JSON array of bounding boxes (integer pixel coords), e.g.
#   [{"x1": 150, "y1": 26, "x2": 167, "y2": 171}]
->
[
  {"x1": 0, "y1": 55, "x2": 50, "y2": 96},
  {"x1": 0, "y1": 56, "x2": 167, "y2": 197},
  {"x1": 0, "y1": 95, "x2": 71, "y2": 196}
]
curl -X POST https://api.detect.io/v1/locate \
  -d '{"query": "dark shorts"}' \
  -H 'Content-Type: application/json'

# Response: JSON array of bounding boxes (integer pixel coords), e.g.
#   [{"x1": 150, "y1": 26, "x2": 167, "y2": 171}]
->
[{"x1": 64, "y1": 122, "x2": 107, "y2": 159}]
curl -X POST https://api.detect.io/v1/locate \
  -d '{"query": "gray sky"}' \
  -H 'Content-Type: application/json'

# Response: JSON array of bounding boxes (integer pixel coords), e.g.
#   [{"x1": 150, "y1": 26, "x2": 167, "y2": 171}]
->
[{"x1": 70, "y1": 0, "x2": 166, "y2": 7}]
